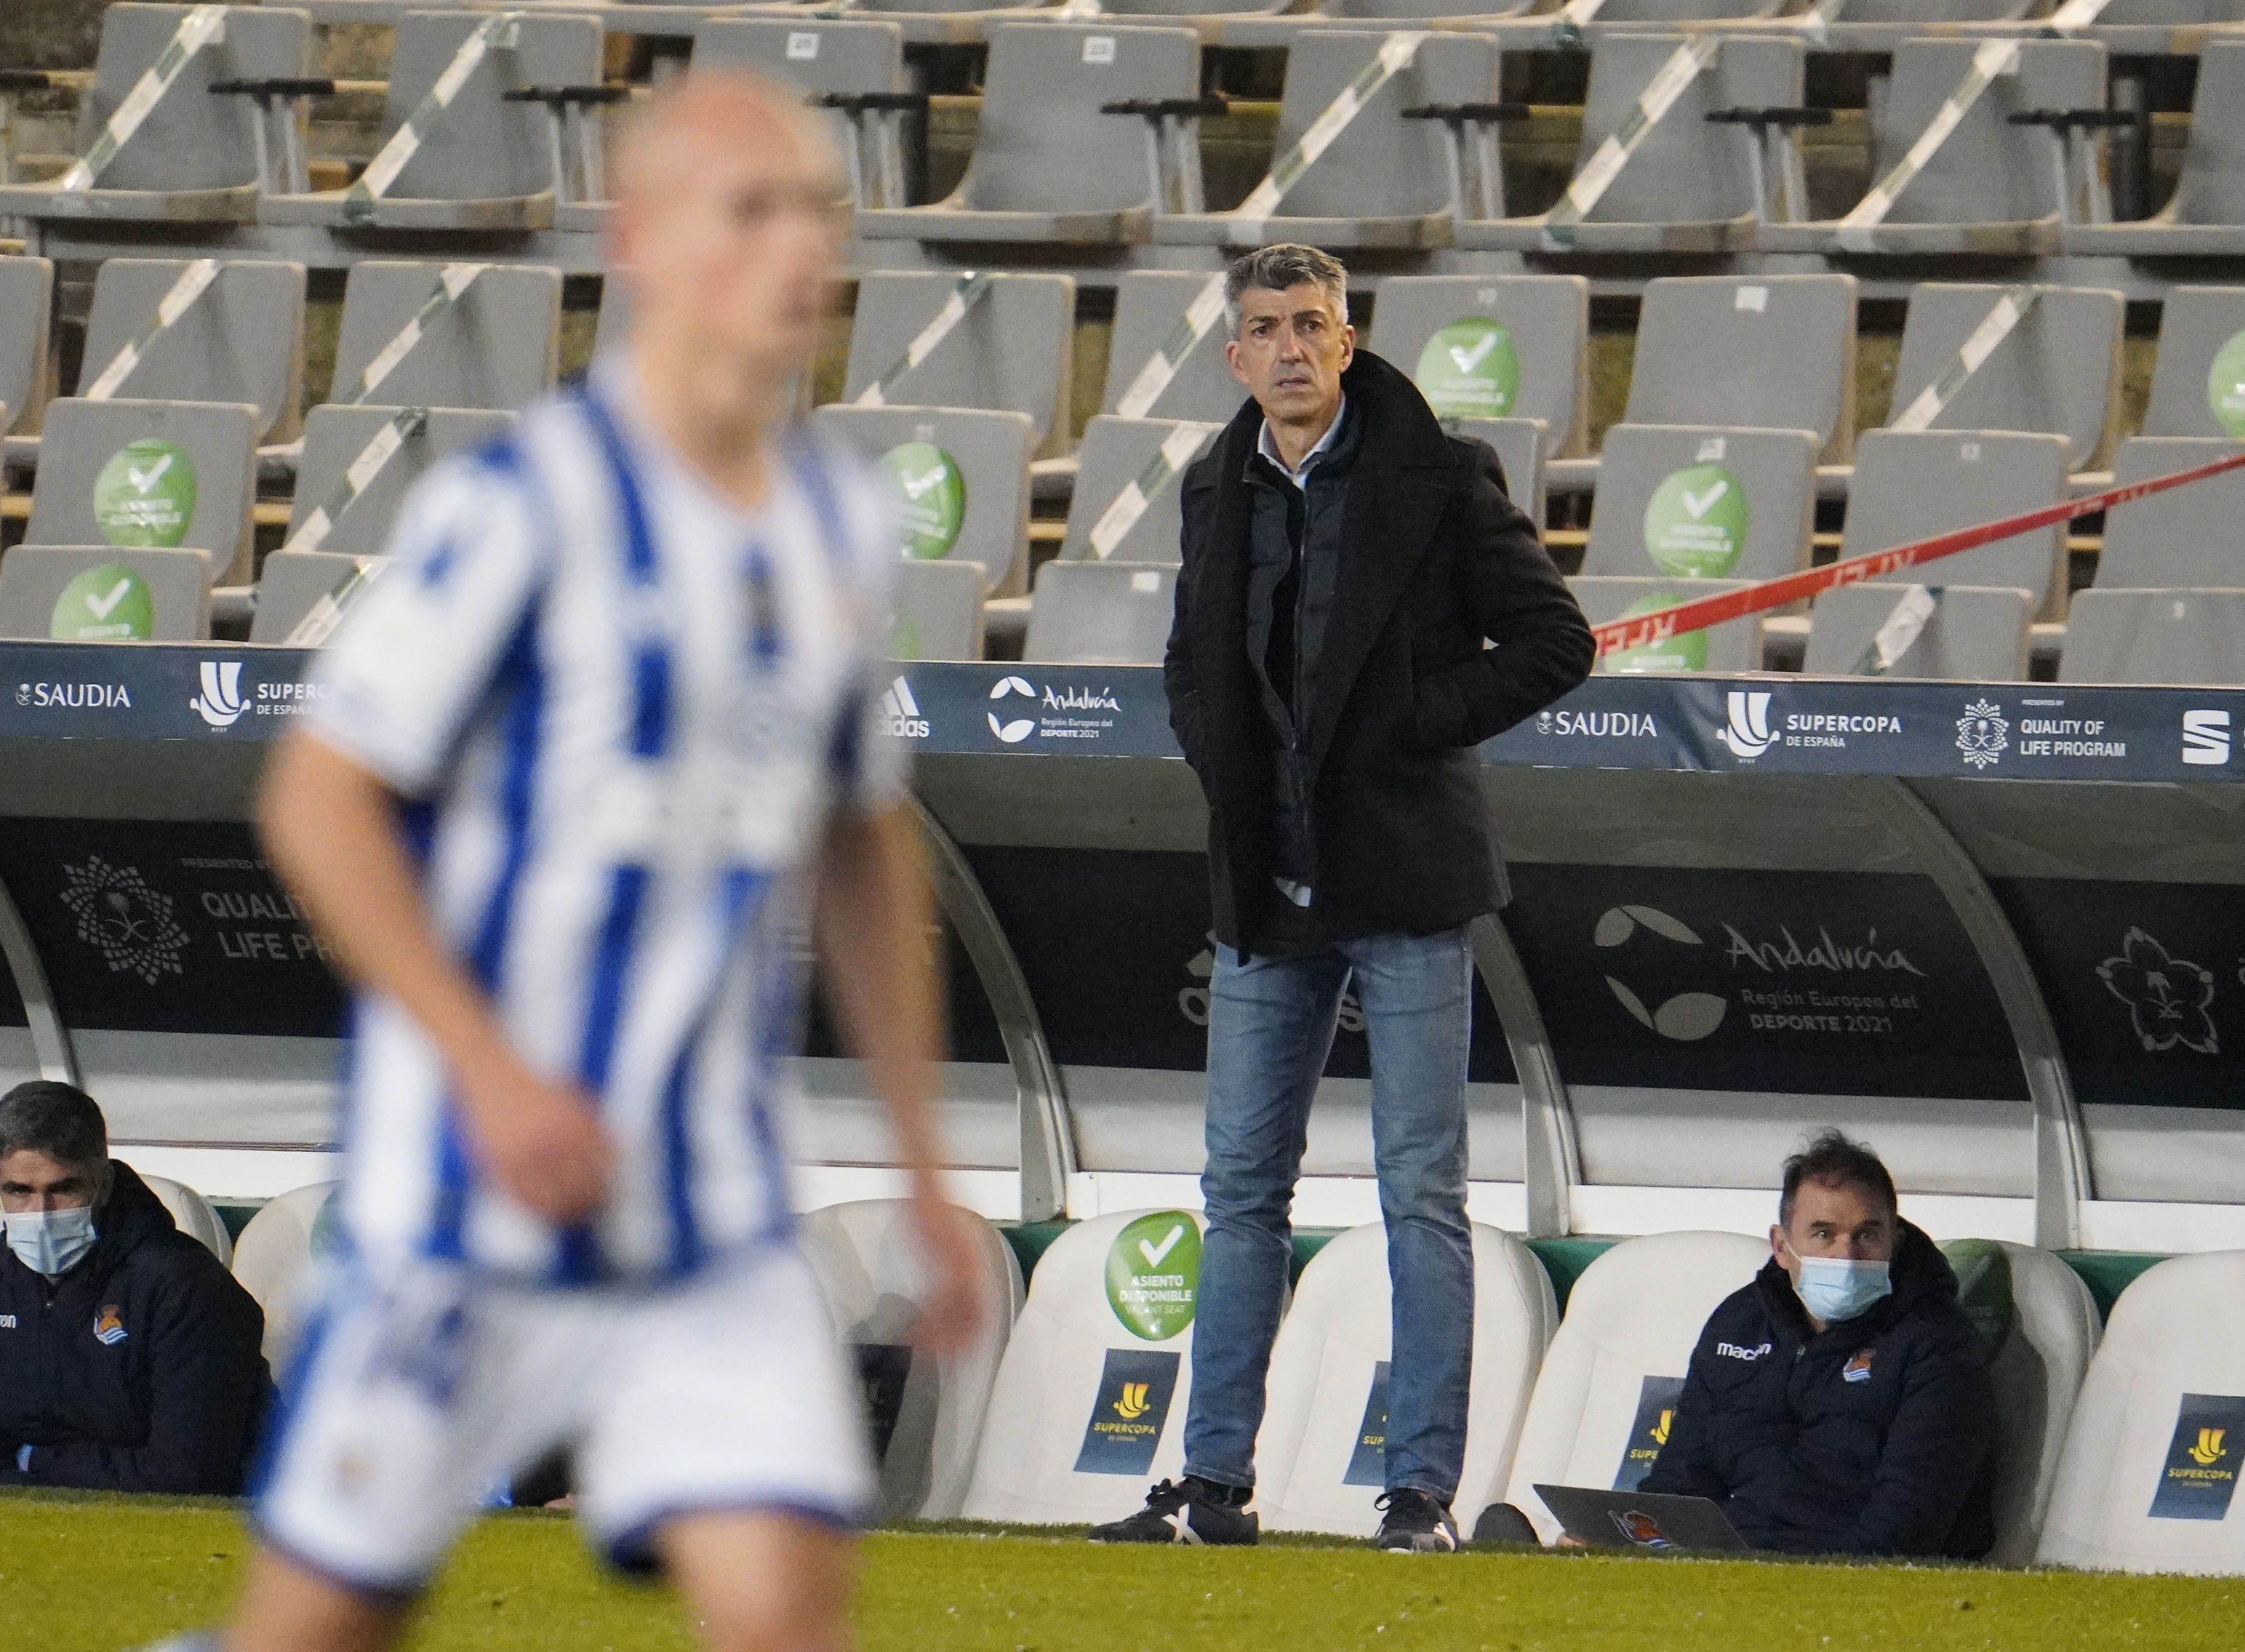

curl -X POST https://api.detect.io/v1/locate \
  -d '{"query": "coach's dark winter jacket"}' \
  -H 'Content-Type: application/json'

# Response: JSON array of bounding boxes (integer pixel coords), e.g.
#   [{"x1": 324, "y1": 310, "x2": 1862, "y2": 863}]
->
[
  {"x1": 1163, "y1": 349, "x2": 1594, "y2": 953},
  {"x1": 0, "y1": 1162, "x2": 271, "y2": 1494},
  {"x1": 1640, "y1": 1221, "x2": 1998, "y2": 1558}
]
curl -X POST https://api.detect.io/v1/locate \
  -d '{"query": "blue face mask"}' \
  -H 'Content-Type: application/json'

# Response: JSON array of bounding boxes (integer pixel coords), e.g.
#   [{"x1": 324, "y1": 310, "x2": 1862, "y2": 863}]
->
[
  {"x1": 5, "y1": 1205, "x2": 97, "y2": 1277},
  {"x1": 1786, "y1": 1242, "x2": 1892, "y2": 1325}
]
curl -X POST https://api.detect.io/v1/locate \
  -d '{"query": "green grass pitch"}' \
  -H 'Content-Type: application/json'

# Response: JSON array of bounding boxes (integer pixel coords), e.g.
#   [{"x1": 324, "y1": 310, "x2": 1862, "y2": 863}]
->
[{"x1": 5, "y1": 1491, "x2": 2234, "y2": 1651}]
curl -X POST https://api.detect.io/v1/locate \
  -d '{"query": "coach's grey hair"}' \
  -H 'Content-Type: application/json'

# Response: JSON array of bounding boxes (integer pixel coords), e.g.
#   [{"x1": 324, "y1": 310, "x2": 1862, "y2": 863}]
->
[
  {"x1": 1223, "y1": 243, "x2": 1348, "y2": 336},
  {"x1": 0, "y1": 1081, "x2": 109, "y2": 1179}
]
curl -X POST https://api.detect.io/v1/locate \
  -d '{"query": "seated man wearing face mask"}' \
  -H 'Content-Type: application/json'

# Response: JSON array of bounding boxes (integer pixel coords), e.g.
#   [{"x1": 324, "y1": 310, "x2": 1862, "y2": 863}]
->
[
  {"x1": 1637, "y1": 1129, "x2": 1998, "y2": 1558},
  {"x1": 0, "y1": 1081, "x2": 272, "y2": 1494}
]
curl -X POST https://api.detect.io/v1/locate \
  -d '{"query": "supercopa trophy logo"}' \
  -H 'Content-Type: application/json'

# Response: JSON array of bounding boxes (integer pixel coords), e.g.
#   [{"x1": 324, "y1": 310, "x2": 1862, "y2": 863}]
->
[{"x1": 59, "y1": 857, "x2": 190, "y2": 986}]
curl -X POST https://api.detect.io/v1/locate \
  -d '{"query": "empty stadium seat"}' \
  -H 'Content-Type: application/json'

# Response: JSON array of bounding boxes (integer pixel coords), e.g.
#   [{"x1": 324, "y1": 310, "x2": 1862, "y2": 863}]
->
[
  {"x1": 251, "y1": 551, "x2": 387, "y2": 645},
  {"x1": 281, "y1": 405, "x2": 517, "y2": 559},
  {"x1": 854, "y1": 24, "x2": 1199, "y2": 247},
  {"x1": 2097, "y1": 437, "x2": 2245, "y2": 588},
  {"x1": 1149, "y1": 33, "x2": 1498, "y2": 251},
  {"x1": 2064, "y1": 41, "x2": 2245, "y2": 258},
  {"x1": 0, "y1": 545, "x2": 213, "y2": 641},
  {"x1": 1102, "y1": 272, "x2": 1249, "y2": 425},
  {"x1": 77, "y1": 258, "x2": 305, "y2": 443},
  {"x1": 1502, "y1": 1230, "x2": 1768, "y2": 1542},
  {"x1": 261, "y1": 11, "x2": 603, "y2": 235},
  {"x1": 1883, "y1": 283, "x2": 2123, "y2": 471},
  {"x1": 2060, "y1": 589, "x2": 2245, "y2": 684},
  {"x1": 814, "y1": 406, "x2": 1036, "y2": 596},
  {"x1": 23, "y1": 397, "x2": 258, "y2": 584},
  {"x1": 1056, "y1": 415, "x2": 1224, "y2": 565},
  {"x1": 1582, "y1": 426, "x2": 1816, "y2": 585},
  {"x1": 2037, "y1": 1251, "x2": 2245, "y2": 1573},
  {"x1": 694, "y1": 18, "x2": 910, "y2": 208},
  {"x1": 1623, "y1": 275, "x2": 1858, "y2": 463},
  {"x1": 328, "y1": 261, "x2": 561, "y2": 412},
  {"x1": 797, "y1": 1198, "x2": 1026, "y2": 1520},
  {"x1": 1253, "y1": 1221, "x2": 1557, "y2": 1536},
  {"x1": 140, "y1": 1173, "x2": 233, "y2": 1266},
  {"x1": 1452, "y1": 416, "x2": 1545, "y2": 528},
  {"x1": 1841, "y1": 429, "x2": 2072, "y2": 613},
  {"x1": 2143, "y1": 286, "x2": 2245, "y2": 441},
  {"x1": 0, "y1": 4, "x2": 310, "y2": 227},
  {"x1": 229, "y1": 1180, "x2": 340, "y2": 1365},
  {"x1": 1366, "y1": 275, "x2": 1589, "y2": 456},
  {"x1": 1024, "y1": 561, "x2": 1178, "y2": 664},
  {"x1": 891, "y1": 558, "x2": 987, "y2": 661},
  {"x1": 0, "y1": 256, "x2": 54, "y2": 439},
  {"x1": 1570, "y1": 576, "x2": 1763, "y2": 674},
  {"x1": 1573, "y1": 0, "x2": 1789, "y2": 24},
  {"x1": 1455, "y1": 35, "x2": 1805, "y2": 256},
  {"x1": 1818, "y1": 0, "x2": 2041, "y2": 48},
  {"x1": 1803, "y1": 584, "x2": 2034, "y2": 681},
  {"x1": 961, "y1": 1208, "x2": 1205, "y2": 1525},
  {"x1": 842, "y1": 272, "x2": 1074, "y2": 455}
]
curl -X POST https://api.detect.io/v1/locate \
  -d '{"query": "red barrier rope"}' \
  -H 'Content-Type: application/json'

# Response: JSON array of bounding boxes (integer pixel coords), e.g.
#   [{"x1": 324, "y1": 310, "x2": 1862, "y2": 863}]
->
[{"x1": 1590, "y1": 446, "x2": 2245, "y2": 658}]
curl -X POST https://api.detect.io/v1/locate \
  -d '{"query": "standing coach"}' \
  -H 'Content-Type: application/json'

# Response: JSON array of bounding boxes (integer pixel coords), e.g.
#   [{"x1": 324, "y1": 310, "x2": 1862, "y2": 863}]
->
[{"x1": 1093, "y1": 244, "x2": 1594, "y2": 1553}]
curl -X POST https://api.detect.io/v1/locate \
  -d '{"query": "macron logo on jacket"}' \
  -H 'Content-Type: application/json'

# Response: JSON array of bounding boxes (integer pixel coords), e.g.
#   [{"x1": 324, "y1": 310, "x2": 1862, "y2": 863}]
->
[{"x1": 1716, "y1": 1341, "x2": 1773, "y2": 1361}]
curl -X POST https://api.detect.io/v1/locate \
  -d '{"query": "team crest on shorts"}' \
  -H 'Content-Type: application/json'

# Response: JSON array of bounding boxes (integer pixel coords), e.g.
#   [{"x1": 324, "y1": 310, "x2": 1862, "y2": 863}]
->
[
  {"x1": 93, "y1": 1305, "x2": 127, "y2": 1346},
  {"x1": 1843, "y1": 1349, "x2": 1874, "y2": 1383}
]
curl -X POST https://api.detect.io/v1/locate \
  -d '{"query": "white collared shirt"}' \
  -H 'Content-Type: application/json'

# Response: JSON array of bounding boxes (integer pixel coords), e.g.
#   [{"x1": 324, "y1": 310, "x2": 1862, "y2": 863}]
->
[{"x1": 1256, "y1": 394, "x2": 1348, "y2": 490}]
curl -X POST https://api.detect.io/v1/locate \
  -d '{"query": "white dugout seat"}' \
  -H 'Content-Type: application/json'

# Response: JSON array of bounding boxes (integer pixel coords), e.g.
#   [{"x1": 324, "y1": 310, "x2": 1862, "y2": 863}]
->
[
  {"x1": 2039, "y1": 1252, "x2": 2245, "y2": 1575},
  {"x1": 962, "y1": 1208, "x2": 1206, "y2": 1525},
  {"x1": 797, "y1": 1198, "x2": 1025, "y2": 1520},
  {"x1": 1502, "y1": 1230, "x2": 1766, "y2": 1542},
  {"x1": 1254, "y1": 1221, "x2": 1556, "y2": 1536},
  {"x1": 141, "y1": 1174, "x2": 232, "y2": 1267},
  {"x1": 228, "y1": 1181, "x2": 340, "y2": 1365}
]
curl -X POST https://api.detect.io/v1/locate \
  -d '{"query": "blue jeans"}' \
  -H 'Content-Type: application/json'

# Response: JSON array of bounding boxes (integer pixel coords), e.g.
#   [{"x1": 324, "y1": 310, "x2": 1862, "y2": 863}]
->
[{"x1": 1181, "y1": 927, "x2": 1476, "y2": 1503}]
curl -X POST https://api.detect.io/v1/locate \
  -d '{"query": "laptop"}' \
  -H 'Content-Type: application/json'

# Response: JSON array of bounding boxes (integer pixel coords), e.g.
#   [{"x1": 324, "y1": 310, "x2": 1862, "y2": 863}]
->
[{"x1": 1531, "y1": 1485, "x2": 1751, "y2": 1554}]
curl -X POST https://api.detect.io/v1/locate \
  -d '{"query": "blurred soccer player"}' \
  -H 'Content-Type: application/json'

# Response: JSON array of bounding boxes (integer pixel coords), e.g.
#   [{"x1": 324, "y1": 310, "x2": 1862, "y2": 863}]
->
[{"x1": 185, "y1": 71, "x2": 984, "y2": 1652}]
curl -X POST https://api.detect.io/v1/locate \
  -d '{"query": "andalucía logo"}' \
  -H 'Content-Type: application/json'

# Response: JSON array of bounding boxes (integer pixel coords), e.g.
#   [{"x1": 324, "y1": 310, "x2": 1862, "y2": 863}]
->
[
  {"x1": 1595, "y1": 904, "x2": 1728, "y2": 1042},
  {"x1": 190, "y1": 660, "x2": 248, "y2": 730},
  {"x1": 986, "y1": 676, "x2": 1036, "y2": 744},
  {"x1": 1719, "y1": 690, "x2": 1778, "y2": 759}
]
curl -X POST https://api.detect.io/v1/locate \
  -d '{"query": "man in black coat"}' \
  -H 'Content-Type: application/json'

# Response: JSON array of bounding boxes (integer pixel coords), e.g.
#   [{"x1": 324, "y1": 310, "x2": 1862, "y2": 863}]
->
[
  {"x1": 1093, "y1": 245, "x2": 1592, "y2": 1553},
  {"x1": 0, "y1": 1080, "x2": 271, "y2": 1494},
  {"x1": 1640, "y1": 1129, "x2": 1998, "y2": 1557}
]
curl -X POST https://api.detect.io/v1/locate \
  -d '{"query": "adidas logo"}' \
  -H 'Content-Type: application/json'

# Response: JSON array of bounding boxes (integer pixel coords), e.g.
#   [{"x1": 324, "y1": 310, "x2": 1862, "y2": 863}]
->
[{"x1": 879, "y1": 676, "x2": 930, "y2": 740}]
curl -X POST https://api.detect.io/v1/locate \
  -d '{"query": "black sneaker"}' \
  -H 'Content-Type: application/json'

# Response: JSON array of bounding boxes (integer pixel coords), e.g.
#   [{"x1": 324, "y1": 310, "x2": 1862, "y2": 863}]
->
[
  {"x1": 1088, "y1": 1476, "x2": 1260, "y2": 1545},
  {"x1": 1374, "y1": 1488, "x2": 1460, "y2": 1553}
]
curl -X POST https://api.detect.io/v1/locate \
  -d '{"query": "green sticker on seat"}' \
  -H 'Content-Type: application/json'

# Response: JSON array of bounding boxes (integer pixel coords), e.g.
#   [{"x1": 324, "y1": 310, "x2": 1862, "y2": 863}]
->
[
  {"x1": 1414, "y1": 317, "x2": 1520, "y2": 421},
  {"x1": 1642, "y1": 463, "x2": 1747, "y2": 579},
  {"x1": 880, "y1": 440, "x2": 967, "y2": 560},
  {"x1": 49, "y1": 562, "x2": 154, "y2": 640},
  {"x1": 92, "y1": 438, "x2": 197, "y2": 549},
  {"x1": 1607, "y1": 591, "x2": 1708, "y2": 674},
  {"x1": 1106, "y1": 1210, "x2": 1200, "y2": 1341},
  {"x1": 2207, "y1": 329, "x2": 2245, "y2": 437}
]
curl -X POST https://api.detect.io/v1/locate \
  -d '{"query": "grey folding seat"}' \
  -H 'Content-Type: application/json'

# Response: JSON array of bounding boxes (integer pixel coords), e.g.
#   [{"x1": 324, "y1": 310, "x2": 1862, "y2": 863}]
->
[
  {"x1": 0, "y1": 5, "x2": 311, "y2": 227},
  {"x1": 1454, "y1": 35, "x2": 1804, "y2": 256},
  {"x1": 693, "y1": 19, "x2": 911, "y2": 208},
  {"x1": 854, "y1": 24, "x2": 1199, "y2": 247},
  {"x1": 261, "y1": 11, "x2": 603, "y2": 233},
  {"x1": 842, "y1": 272, "x2": 1073, "y2": 455},
  {"x1": 283, "y1": 406, "x2": 519, "y2": 558},
  {"x1": 1452, "y1": 417, "x2": 1545, "y2": 529},
  {"x1": 1101, "y1": 272, "x2": 1251, "y2": 425},
  {"x1": 891, "y1": 559, "x2": 987, "y2": 661},
  {"x1": 1366, "y1": 275, "x2": 1589, "y2": 456},
  {"x1": 813, "y1": 406, "x2": 1036, "y2": 596},
  {"x1": 251, "y1": 551, "x2": 387, "y2": 644},
  {"x1": 1582, "y1": 426, "x2": 1817, "y2": 585},
  {"x1": 2144, "y1": 286, "x2": 2245, "y2": 440},
  {"x1": 1819, "y1": 0, "x2": 2040, "y2": 48},
  {"x1": 0, "y1": 545, "x2": 213, "y2": 641},
  {"x1": 2095, "y1": 437, "x2": 2245, "y2": 588},
  {"x1": 76, "y1": 259, "x2": 306, "y2": 444},
  {"x1": 1057, "y1": 415, "x2": 1224, "y2": 564},
  {"x1": 1217, "y1": 0, "x2": 1535, "y2": 46},
  {"x1": 1567, "y1": 575, "x2": 1761, "y2": 673},
  {"x1": 0, "y1": 257, "x2": 54, "y2": 438},
  {"x1": 26, "y1": 397, "x2": 260, "y2": 585},
  {"x1": 1575, "y1": 0, "x2": 1788, "y2": 22},
  {"x1": 1803, "y1": 583, "x2": 2033, "y2": 680},
  {"x1": 771, "y1": 0, "x2": 1046, "y2": 48},
  {"x1": 1755, "y1": 40, "x2": 2107, "y2": 256},
  {"x1": 1622, "y1": 275, "x2": 1856, "y2": 464},
  {"x1": 1023, "y1": 561, "x2": 1178, "y2": 664},
  {"x1": 1149, "y1": 33, "x2": 1499, "y2": 252},
  {"x1": 328, "y1": 261, "x2": 561, "y2": 412},
  {"x1": 1842, "y1": 429, "x2": 2071, "y2": 612},
  {"x1": 2080, "y1": 0, "x2": 2245, "y2": 55},
  {"x1": 1883, "y1": 283, "x2": 2123, "y2": 470},
  {"x1": 2069, "y1": 44, "x2": 2245, "y2": 257},
  {"x1": 2059, "y1": 589, "x2": 2245, "y2": 684}
]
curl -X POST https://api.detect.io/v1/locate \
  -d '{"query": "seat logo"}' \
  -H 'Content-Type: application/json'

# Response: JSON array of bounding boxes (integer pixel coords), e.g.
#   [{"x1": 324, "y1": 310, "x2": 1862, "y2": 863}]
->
[
  {"x1": 1718, "y1": 690, "x2": 1777, "y2": 759},
  {"x1": 190, "y1": 660, "x2": 248, "y2": 729},
  {"x1": 2183, "y1": 708, "x2": 2232, "y2": 766},
  {"x1": 987, "y1": 676, "x2": 1037, "y2": 744},
  {"x1": 1114, "y1": 1382, "x2": 1152, "y2": 1420}
]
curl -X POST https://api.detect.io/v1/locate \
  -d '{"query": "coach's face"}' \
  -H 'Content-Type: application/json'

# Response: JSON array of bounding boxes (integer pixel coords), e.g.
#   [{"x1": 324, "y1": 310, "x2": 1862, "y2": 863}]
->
[
  {"x1": 1227, "y1": 282, "x2": 1353, "y2": 434},
  {"x1": 0, "y1": 1150, "x2": 98, "y2": 1214}
]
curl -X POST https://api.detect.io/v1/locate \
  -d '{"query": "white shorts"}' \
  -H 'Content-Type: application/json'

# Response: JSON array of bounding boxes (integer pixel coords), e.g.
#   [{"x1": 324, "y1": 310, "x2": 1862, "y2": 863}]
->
[{"x1": 252, "y1": 1244, "x2": 875, "y2": 1598}]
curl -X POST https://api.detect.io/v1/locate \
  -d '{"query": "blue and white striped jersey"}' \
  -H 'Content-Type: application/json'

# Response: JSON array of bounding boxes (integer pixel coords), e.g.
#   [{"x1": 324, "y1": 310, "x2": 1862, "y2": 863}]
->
[{"x1": 304, "y1": 362, "x2": 904, "y2": 1286}]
